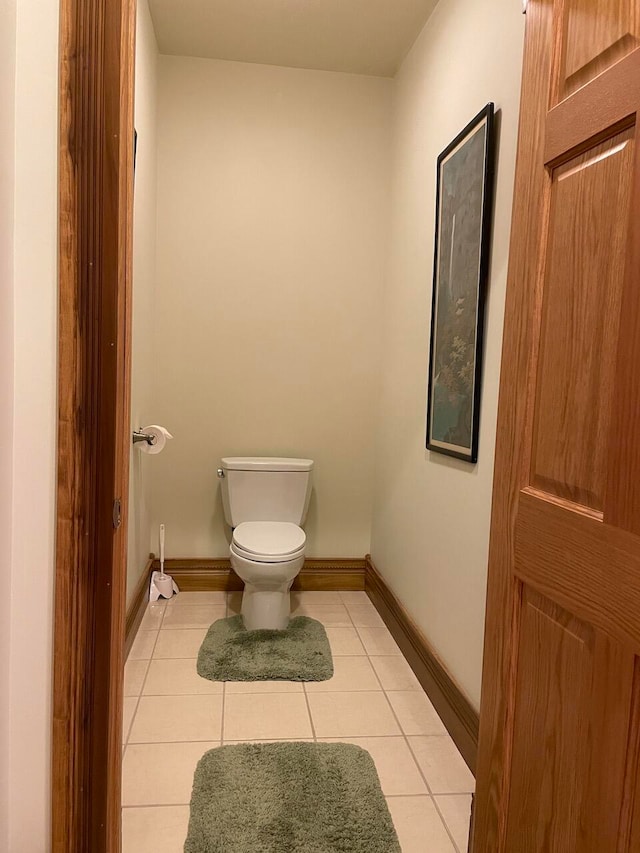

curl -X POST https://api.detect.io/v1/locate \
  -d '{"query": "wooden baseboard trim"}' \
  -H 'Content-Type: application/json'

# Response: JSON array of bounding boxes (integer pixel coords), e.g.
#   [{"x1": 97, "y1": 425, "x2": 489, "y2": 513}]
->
[
  {"x1": 365, "y1": 555, "x2": 479, "y2": 774},
  {"x1": 124, "y1": 556, "x2": 154, "y2": 657},
  {"x1": 153, "y1": 557, "x2": 367, "y2": 592},
  {"x1": 124, "y1": 551, "x2": 477, "y2": 773}
]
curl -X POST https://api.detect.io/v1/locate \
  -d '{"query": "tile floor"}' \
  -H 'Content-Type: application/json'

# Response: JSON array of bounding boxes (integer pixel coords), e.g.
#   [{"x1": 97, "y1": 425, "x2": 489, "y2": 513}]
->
[{"x1": 122, "y1": 591, "x2": 474, "y2": 852}]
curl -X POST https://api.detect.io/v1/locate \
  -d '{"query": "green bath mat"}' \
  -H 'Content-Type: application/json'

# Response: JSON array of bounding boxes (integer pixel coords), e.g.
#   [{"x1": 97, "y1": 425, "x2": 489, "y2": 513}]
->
[
  {"x1": 197, "y1": 615, "x2": 333, "y2": 682},
  {"x1": 184, "y1": 742, "x2": 401, "y2": 853}
]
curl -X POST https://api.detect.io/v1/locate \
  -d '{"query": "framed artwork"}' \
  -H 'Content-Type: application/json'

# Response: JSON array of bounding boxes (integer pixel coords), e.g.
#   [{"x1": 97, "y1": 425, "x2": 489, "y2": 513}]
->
[{"x1": 426, "y1": 103, "x2": 495, "y2": 463}]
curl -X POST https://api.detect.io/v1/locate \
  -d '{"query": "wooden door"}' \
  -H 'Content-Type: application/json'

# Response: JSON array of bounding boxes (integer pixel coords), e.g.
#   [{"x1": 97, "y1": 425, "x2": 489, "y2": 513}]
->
[
  {"x1": 474, "y1": 1, "x2": 640, "y2": 850},
  {"x1": 53, "y1": 0, "x2": 135, "y2": 851}
]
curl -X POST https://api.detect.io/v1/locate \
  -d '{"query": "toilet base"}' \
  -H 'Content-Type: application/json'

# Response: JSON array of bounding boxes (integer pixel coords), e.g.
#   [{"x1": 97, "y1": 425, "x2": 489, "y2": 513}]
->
[
  {"x1": 230, "y1": 549, "x2": 305, "y2": 631},
  {"x1": 241, "y1": 583, "x2": 292, "y2": 631}
]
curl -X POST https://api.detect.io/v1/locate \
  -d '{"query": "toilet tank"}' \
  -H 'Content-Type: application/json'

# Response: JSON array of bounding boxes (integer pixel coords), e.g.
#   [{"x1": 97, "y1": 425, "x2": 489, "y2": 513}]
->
[{"x1": 220, "y1": 457, "x2": 314, "y2": 527}]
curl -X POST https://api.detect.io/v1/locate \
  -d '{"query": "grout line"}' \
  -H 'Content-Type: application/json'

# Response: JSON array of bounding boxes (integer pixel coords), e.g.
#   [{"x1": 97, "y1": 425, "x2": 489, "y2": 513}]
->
[
  {"x1": 302, "y1": 682, "x2": 318, "y2": 743},
  {"x1": 123, "y1": 592, "x2": 467, "y2": 850},
  {"x1": 220, "y1": 592, "x2": 228, "y2": 743},
  {"x1": 133, "y1": 691, "x2": 223, "y2": 697},
  {"x1": 140, "y1": 655, "x2": 205, "y2": 661},
  {"x1": 122, "y1": 621, "x2": 163, "y2": 750},
  {"x1": 127, "y1": 738, "x2": 224, "y2": 746},
  {"x1": 122, "y1": 803, "x2": 191, "y2": 810},
  {"x1": 221, "y1": 681, "x2": 226, "y2": 744},
  {"x1": 431, "y1": 792, "x2": 475, "y2": 798},
  {"x1": 384, "y1": 793, "x2": 435, "y2": 799},
  {"x1": 362, "y1": 610, "x2": 462, "y2": 853}
]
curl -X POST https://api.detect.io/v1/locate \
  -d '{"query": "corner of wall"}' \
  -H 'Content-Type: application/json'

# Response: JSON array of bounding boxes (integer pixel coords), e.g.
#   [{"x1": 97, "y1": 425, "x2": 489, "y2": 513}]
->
[
  {"x1": 127, "y1": 0, "x2": 161, "y2": 607},
  {"x1": 370, "y1": 0, "x2": 525, "y2": 710}
]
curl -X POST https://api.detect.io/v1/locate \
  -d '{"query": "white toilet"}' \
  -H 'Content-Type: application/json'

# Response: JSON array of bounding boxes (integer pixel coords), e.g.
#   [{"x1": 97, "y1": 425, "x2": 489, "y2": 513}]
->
[{"x1": 219, "y1": 457, "x2": 314, "y2": 630}]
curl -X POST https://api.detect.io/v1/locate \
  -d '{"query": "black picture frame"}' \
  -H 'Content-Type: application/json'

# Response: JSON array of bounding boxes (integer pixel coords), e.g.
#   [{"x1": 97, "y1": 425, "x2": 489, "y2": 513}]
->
[{"x1": 425, "y1": 102, "x2": 496, "y2": 463}]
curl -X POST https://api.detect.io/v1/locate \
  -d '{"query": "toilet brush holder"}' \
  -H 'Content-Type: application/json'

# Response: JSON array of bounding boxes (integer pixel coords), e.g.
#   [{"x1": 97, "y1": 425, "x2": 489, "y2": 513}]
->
[
  {"x1": 150, "y1": 522, "x2": 179, "y2": 601},
  {"x1": 150, "y1": 570, "x2": 179, "y2": 602}
]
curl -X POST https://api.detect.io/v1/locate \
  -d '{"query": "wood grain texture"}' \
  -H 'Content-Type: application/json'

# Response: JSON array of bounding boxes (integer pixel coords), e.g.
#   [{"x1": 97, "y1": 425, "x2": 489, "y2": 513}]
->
[
  {"x1": 530, "y1": 128, "x2": 633, "y2": 510},
  {"x1": 553, "y1": 0, "x2": 638, "y2": 102},
  {"x1": 124, "y1": 558, "x2": 154, "y2": 658},
  {"x1": 158, "y1": 557, "x2": 366, "y2": 592},
  {"x1": 621, "y1": 661, "x2": 640, "y2": 848},
  {"x1": 546, "y1": 48, "x2": 640, "y2": 166},
  {"x1": 475, "y1": 0, "x2": 640, "y2": 850},
  {"x1": 504, "y1": 589, "x2": 593, "y2": 850},
  {"x1": 53, "y1": 0, "x2": 135, "y2": 850},
  {"x1": 365, "y1": 557, "x2": 479, "y2": 773},
  {"x1": 473, "y1": 1, "x2": 556, "y2": 847},
  {"x1": 515, "y1": 492, "x2": 640, "y2": 648},
  {"x1": 605, "y1": 89, "x2": 640, "y2": 538}
]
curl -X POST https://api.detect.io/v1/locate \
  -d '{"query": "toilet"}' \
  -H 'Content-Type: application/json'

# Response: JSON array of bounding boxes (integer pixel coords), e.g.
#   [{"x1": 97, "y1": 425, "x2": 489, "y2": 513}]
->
[{"x1": 219, "y1": 457, "x2": 314, "y2": 630}]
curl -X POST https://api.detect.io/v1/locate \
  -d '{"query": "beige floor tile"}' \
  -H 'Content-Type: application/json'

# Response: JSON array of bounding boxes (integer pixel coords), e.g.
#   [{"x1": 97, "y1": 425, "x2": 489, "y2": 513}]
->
[
  {"x1": 122, "y1": 697, "x2": 138, "y2": 744},
  {"x1": 290, "y1": 603, "x2": 351, "y2": 625},
  {"x1": 387, "y1": 692, "x2": 447, "y2": 736},
  {"x1": 223, "y1": 693, "x2": 312, "y2": 741},
  {"x1": 386, "y1": 796, "x2": 455, "y2": 852},
  {"x1": 324, "y1": 625, "x2": 366, "y2": 656},
  {"x1": 166, "y1": 591, "x2": 227, "y2": 606},
  {"x1": 308, "y1": 691, "x2": 400, "y2": 737},
  {"x1": 370, "y1": 656, "x2": 421, "y2": 691},
  {"x1": 124, "y1": 659, "x2": 150, "y2": 697},
  {"x1": 143, "y1": 658, "x2": 223, "y2": 696},
  {"x1": 435, "y1": 794, "x2": 473, "y2": 851},
  {"x1": 161, "y1": 604, "x2": 226, "y2": 630},
  {"x1": 409, "y1": 736, "x2": 475, "y2": 794},
  {"x1": 225, "y1": 679, "x2": 303, "y2": 694},
  {"x1": 356, "y1": 626, "x2": 402, "y2": 655},
  {"x1": 347, "y1": 606, "x2": 386, "y2": 627},
  {"x1": 153, "y1": 628, "x2": 207, "y2": 659},
  {"x1": 291, "y1": 591, "x2": 343, "y2": 605},
  {"x1": 223, "y1": 738, "x2": 315, "y2": 745},
  {"x1": 339, "y1": 591, "x2": 370, "y2": 606},
  {"x1": 305, "y1": 656, "x2": 380, "y2": 692},
  {"x1": 129, "y1": 695, "x2": 222, "y2": 743},
  {"x1": 128, "y1": 630, "x2": 158, "y2": 661},
  {"x1": 139, "y1": 603, "x2": 166, "y2": 631},
  {"x1": 122, "y1": 806, "x2": 190, "y2": 853},
  {"x1": 318, "y1": 737, "x2": 427, "y2": 796},
  {"x1": 122, "y1": 741, "x2": 219, "y2": 806}
]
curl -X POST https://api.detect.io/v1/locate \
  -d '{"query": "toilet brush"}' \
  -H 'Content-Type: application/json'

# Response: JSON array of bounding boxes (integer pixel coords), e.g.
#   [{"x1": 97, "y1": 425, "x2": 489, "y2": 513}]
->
[
  {"x1": 149, "y1": 523, "x2": 179, "y2": 601},
  {"x1": 159, "y1": 523, "x2": 167, "y2": 576}
]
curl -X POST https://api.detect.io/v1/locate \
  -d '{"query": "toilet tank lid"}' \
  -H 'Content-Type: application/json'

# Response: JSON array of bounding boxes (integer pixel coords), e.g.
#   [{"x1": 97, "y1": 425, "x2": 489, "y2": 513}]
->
[{"x1": 221, "y1": 457, "x2": 314, "y2": 472}]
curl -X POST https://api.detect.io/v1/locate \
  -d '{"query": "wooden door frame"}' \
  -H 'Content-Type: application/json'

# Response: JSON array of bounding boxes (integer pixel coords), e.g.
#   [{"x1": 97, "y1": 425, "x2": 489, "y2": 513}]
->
[{"x1": 52, "y1": 0, "x2": 135, "y2": 851}]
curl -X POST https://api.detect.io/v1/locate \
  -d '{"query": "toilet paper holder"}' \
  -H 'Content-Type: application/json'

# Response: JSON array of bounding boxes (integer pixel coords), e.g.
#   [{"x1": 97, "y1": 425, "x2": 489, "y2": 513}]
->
[{"x1": 132, "y1": 430, "x2": 157, "y2": 446}]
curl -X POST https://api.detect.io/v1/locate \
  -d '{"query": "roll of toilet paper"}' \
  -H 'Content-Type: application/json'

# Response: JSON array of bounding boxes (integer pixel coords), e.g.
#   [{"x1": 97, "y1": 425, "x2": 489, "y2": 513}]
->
[{"x1": 138, "y1": 424, "x2": 173, "y2": 455}]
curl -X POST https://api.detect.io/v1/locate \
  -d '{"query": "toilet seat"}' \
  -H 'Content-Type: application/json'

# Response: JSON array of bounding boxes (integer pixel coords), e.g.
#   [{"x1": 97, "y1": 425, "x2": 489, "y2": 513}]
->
[{"x1": 231, "y1": 521, "x2": 306, "y2": 563}]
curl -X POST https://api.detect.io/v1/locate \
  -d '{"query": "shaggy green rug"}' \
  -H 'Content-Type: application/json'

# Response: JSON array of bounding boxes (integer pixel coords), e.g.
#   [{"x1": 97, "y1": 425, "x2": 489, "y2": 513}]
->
[
  {"x1": 197, "y1": 615, "x2": 333, "y2": 682},
  {"x1": 184, "y1": 742, "x2": 401, "y2": 853}
]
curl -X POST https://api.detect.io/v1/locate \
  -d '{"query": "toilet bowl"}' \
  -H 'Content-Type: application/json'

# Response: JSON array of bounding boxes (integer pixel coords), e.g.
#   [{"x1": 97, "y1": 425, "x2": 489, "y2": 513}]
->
[
  {"x1": 230, "y1": 522, "x2": 306, "y2": 630},
  {"x1": 219, "y1": 457, "x2": 314, "y2": 630}
]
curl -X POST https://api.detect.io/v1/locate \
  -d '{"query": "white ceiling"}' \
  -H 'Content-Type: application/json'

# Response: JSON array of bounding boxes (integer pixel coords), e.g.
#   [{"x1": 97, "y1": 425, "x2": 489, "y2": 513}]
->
[{"x1": 147, "y1": 0, "x2": 439, "y2": 78}]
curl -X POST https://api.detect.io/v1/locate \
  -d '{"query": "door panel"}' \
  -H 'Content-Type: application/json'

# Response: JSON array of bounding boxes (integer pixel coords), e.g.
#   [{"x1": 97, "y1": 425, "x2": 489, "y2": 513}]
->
[
  {"x1": 554, "y1": 0, "x2": 639, "y2": 102},
  {"x1": 474, "y1": 0, "x2": 640, "y2": 849},
  {"x1": 515, "y1": 493, "x2": 640, "y2": 648},
  {"x1": 505, "y1": 589, "x2": 594, "y2": 851},
  {"x1": 531, "y1": 127, "x2": 633, "y2": 511}
]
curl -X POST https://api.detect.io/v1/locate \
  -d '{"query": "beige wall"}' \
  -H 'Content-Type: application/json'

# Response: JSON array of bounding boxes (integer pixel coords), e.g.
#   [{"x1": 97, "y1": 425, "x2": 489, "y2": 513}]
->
[
  {"x1": 371, "y1": 0, "x2": 525, "y2": 708},
  {"x1": 0, "y1": 0, "x2": 16, "y2": 843},
  {"x1": 8, "y1": 0, "x2": 59, "y2": 848},
  {"x1": 151, "y1": 57, "x2": 392, "y2": 557},
  {"x1": 128, "y1": 0, "x2": 160, "y2": 604}
]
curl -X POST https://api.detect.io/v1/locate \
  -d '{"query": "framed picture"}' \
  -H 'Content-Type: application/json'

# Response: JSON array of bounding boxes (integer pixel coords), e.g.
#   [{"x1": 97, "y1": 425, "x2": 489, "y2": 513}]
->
[{"x1": 426, "y1": 103, "x2": 495, "y2": 463}]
